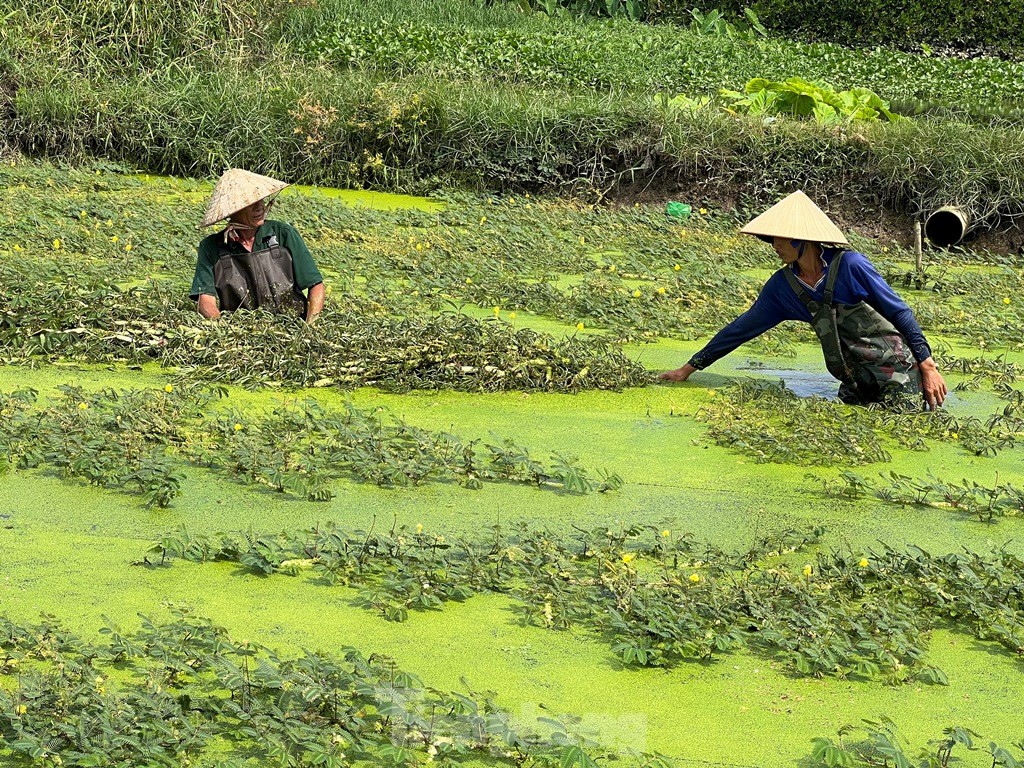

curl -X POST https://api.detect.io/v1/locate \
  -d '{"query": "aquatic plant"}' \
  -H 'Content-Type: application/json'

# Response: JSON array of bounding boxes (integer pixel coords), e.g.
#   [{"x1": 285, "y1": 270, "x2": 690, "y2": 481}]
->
[
  {"x1": 149, "y1": 522, "x2": 1024, "y2": 686},
  {"x1": 0, "y1": 608, "x2": 635, "y2": 768},
  {"x1": 0, "y1": 384, "x2": 624, "y2": 505}
]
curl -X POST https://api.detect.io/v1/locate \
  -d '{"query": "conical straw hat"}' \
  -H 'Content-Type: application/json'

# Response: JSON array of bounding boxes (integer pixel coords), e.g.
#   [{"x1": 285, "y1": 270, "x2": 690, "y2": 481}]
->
[
  {"x1": 739, "y1": 190, "x2": 849, "y2": 245},
  {"x1": 199, "y1": 169, "x2": 290, "y2": 228}
]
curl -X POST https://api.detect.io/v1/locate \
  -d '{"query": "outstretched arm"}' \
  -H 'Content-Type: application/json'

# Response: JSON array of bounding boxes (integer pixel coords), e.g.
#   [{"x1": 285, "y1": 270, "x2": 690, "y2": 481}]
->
[{"x1": 660, "y1": 277, "x2": 788, "y2": 382}]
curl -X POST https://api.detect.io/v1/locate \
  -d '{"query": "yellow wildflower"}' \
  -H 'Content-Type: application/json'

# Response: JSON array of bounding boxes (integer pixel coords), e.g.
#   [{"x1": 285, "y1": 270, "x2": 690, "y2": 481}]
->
[
  {"x1": 15, "y1": 705, "x2": 26, "y2": 715},
  {"x1": 508, "y1": 311, "x2": 516, "y2": 320},
  {"x1": 164, "y1": 384, "x2": 174, "y2": 393},
  {"x1": 1004, "y1": 297, "x2": 1011, "y2": 305},
  {"x1": 661, "y1": 529, "x2": 670, "y2": 538},
  {"x1": 78, "y1": 402, "x2": 89, "y2": 410},
  {"x1": 111, "y1": 235, "x2": 118, "y2": 243},
  {"x1": 673, "y1": 264, "x2": 681, "y2": 271},
  {"x1": 699, "y1": 207, "x2": 708, "y2": 215},
  {"x1": 632, "y1": 289, "x2": 642, "y2": 298},
  {"x1": 689, "y1": 573, "x2": 700, "y2": 584},
  {"x1": 493, "y1": 306, "x2": 501, "y2": 317},
  {"x1": 233, "y1": 423, "x2": 243, "y2": 432},
  {"x1": 607, "y1": 264, "x2": 616, "y2": 272},
  {"x1": 622, "y1": 552, "x2": 635, "y2": 564},
  {"x1": 858, "y1": 558, "x2": 869, "y2": 568},
  {"x1": 52, "y1": 239, "x2": 61, "y2": 250},
  {"x1": 951, "y1": 432, "x2": 959, "y2": 439},
  {"x1": 579, "y1": 236, "x2": 585, "y2": 245},
  {"x1": 124, "y1": 243, "x2": 132, "y2": 252},
  {"x1": 657, "y1": 287, "x2": 666, "y2": 295},
  {"x1": 508, "y1": 197, "x2": 515, "y2": 204},
  {"x1": 576, "y1": 322, "x2": 585, "y2": 331},
  {"x1": 480, "y1": 216, "x2": 487, "y2": 225},
  {"x1": 803, "y1": 564, "x2": 813, "y2": 577},
  {"x1": 465, "y1": 277, "x2": 473, "y2": 284},
  {"x1": 416, "y1": 523, "x2": 424, "y2": 533}
]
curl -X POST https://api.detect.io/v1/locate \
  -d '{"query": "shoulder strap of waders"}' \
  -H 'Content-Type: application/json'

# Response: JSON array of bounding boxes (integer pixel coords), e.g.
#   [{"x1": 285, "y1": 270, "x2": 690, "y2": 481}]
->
[{"x1": 822, "y1": 250, "x2": 845, "y2": 306}]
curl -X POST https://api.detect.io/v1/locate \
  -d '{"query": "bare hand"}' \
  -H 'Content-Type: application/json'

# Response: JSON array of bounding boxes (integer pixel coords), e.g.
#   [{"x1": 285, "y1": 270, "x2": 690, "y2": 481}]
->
[
  {"x1": 919, "y1": 358, "x2": 947, "y2": 410},
  {"x1": 659, "y1": 363, "x2": 697, "y2": 383}
]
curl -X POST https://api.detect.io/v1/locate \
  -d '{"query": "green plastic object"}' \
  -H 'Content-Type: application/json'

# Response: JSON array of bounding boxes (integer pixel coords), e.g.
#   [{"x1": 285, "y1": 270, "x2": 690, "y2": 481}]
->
[{"x1": 666, "y1": 202, "x2": 692, "y2": 220}]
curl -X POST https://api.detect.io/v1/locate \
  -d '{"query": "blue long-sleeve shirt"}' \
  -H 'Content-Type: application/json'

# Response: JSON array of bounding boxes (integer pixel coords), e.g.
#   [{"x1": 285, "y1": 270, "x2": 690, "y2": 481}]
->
[{"x1": 688, "y1": 248, "x2": 932, "y2": 370}]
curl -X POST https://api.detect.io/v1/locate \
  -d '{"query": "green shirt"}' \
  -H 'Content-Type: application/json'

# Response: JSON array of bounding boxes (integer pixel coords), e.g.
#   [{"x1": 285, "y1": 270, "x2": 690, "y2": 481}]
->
[{"x1": 189, "y1": 220, "x2": 323, "y2": 301}]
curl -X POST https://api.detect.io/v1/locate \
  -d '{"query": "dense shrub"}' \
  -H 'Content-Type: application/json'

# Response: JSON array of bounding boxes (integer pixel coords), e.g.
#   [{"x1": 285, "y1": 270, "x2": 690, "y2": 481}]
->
[{"x1": 652, "y1": 0, "x2": 1024, "y2": 58}]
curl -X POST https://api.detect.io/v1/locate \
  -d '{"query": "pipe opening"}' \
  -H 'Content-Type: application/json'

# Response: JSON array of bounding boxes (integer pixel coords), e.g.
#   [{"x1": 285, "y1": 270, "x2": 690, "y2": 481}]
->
[{"x1": 924, "y1": 206, "x2": 969, "y2": 248}]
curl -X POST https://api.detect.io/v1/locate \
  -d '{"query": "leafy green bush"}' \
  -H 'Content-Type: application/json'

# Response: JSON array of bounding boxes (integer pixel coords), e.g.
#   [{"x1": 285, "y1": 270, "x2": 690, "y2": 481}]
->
[{"x1": 721, "y1": 77, "x2": 900, "y2": 124}]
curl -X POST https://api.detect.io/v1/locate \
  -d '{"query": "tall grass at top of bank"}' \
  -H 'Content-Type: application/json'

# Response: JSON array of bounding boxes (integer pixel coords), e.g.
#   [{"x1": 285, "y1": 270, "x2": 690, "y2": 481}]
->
[
  {"x1": 0, "y1": 0, "x2": 288, "y2": 73},
  {"x1": 5, "y1": 0, "x2": 1024, "y2": 117}
]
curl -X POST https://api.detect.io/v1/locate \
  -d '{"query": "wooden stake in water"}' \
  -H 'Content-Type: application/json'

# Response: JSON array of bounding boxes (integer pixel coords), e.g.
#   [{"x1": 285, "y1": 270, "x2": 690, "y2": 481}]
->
[{"x1": 914, "y1": 220, "x2": 924, "y2": 276}]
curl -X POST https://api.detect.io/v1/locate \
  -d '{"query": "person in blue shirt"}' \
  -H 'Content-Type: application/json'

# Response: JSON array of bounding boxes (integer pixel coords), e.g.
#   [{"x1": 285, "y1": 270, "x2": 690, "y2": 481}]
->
[{"x1": 660, "y1": 191, "x2": 947, "y2": 410}]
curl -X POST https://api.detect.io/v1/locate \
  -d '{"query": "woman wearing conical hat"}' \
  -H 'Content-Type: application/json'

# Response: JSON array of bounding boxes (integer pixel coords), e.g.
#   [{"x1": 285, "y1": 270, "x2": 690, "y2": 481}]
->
[
  {"x1": 660, "y1": 191, "x2": 947, "y2": 409},
  {"x1": 190, "y1": 169, "x2": 325, "y2": 322}
]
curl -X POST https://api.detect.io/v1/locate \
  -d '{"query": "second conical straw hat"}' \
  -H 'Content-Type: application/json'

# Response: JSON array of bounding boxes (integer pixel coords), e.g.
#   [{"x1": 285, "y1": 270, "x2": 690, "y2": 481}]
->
[
  {"x1": 200, "y1": 169, "x2": 290, "y2": 228},
  {"x1": 739, "y1": 190, "x2": 849, "y2": 245}
]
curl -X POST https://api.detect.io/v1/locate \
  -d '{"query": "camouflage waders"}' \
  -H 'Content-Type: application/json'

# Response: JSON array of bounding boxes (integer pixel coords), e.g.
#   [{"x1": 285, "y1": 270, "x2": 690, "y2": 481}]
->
[
  {"x1": 783, "y1": 251, "x2": 922, "y2": 405},
  {"x1": 214, "y1": 234, "x2": 308, "y2": 317}
]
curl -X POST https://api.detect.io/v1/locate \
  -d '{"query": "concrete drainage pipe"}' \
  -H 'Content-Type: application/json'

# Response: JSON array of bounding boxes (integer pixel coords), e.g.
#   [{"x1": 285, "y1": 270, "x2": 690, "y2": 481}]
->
[{"x1": 924, "y1": 206, "x2": 969, "y2": 248}]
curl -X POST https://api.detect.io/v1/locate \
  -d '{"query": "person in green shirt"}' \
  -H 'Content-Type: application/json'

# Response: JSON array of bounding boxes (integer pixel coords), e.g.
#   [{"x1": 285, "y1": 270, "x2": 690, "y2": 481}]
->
[{"x1": 190, "y1": 169, "x2": 325, "y2": 323}]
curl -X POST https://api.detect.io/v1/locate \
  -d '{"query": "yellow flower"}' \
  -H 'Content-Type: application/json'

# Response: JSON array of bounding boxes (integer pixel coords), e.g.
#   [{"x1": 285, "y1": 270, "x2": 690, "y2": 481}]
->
[
  {"x1": 78, "y1": 402, "x2": 89, "y2": 410},
  {"x1": 882, "y1": 246, "x2": 890, "y2": 253},
  {"x1": 164, "y1": 384, "x2": 174, "y2": 393},
  {"x1": 493, "y1": 306, "x2": 501, "y2": 317},
  {"x1": 15, "y1": 705, "x2": 26, "y2": 715},
  {"x1": 689, "y1": 573, "x2": 700, "y2": 584},
  {"x1": 465, "y1": 277, "x2": 473, "y2": 284},
  {"x1": 111, "y1": 235, "x2": 118, "y2": 243},
  {"x1": 13, "y1": 244, "x2": 21, "y2": 252},
  {"x1": 673, "y1": 264, "x2": 681, "y2": 271},
  {"x1": 858, "y1": 558, "x2": 869, "y2": 568},
  {"x1": 52, "y1": 239, "x2": 61, "y2": 250},
  {"x1": 661, "y1": 529, "x2": 670, "y2": 538},
  {"x1": 622, "y1": 552, "x2": 635, "y2": 564},
  {"x1": 479, "y1": 216, "x2": 487, "y2": 225},
  {"x1": 105, "y1": 219, "x2": 112, "y2": 227},
  {"x1": 579, "y1": 236, "x2": 585, "y2": 245},
  {"x1": 233, "y1": 423, "x2": 243, "y2": 432},
  {"x1": 79, "y1": 210, "x2": 87, "y2": 218},
  {"x1": 416, "y1": 523, "x2": 424, "y2": 533},
  {"x1": 657, "y1": 287, "x2": 666, "y2": 295},
  {"x1": 607, "y1": 264, "x2": 616, "y2": 272},
  {"x1": 951, "y1": 432, "x2": 959, "y2": 439},
  {"x1": 1004, "y1": 297, "x2": 1011, "y2": 305},
  {"x1": 803, "y1": 564, "x2": 813, "y2": 577},
  {"x1": 632, "y1": 289, "x2": 642, "y2": 298},
  {"x1": 416, "y1": 243, "x2": 423, "y2": 251},
  {"x1": 124, "y1": 243, "x2": 132, "y2": 252},
  {"x1": 508, "y1": 311, "x2": 516, "y2": 320},
  {"x1": 699, "y1": 207, "x2": 708, "y2": 215},
  {"x1": 576, "y1": 322, "x2": 585, "y2": 331}
]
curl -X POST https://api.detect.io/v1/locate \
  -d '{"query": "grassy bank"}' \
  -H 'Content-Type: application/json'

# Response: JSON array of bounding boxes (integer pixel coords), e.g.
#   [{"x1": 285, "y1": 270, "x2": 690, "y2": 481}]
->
[{"x1": 4, "y1": 0, "x2": 1024, "y2": 224}]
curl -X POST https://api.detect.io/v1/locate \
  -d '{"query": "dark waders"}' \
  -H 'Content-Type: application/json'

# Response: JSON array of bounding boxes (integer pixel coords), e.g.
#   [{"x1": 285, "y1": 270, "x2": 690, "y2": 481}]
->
[
  {"x1": 213, "y1": 234, "x2": 307, "y2": 317},
  {"x1": 784, "y1": 251, "x2": 921, "y2": 405}
]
